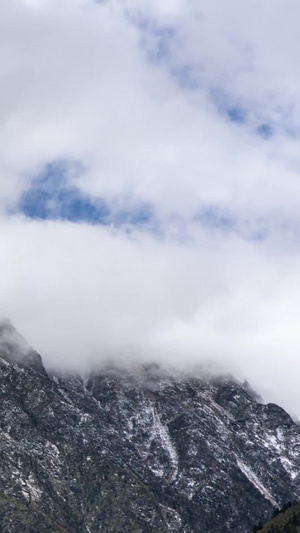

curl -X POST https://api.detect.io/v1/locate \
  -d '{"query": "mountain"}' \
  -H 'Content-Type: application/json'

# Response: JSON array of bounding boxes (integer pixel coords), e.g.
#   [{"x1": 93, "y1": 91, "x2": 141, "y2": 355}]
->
[{"x1": 1, "y1": 321, "x2": 300, "y2": 532}]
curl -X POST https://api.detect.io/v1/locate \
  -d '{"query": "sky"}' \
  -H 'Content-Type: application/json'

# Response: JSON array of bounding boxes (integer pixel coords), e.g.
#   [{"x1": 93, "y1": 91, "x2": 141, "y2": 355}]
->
[{"x1": 2, "y1": 0, "x2": 300, "y2": 415}]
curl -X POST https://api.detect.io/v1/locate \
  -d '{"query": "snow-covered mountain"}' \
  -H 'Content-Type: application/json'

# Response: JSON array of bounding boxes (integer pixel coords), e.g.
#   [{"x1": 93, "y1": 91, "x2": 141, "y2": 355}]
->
[{"x1": 1, "y1": 322, "x2": 300, "y2": 532}]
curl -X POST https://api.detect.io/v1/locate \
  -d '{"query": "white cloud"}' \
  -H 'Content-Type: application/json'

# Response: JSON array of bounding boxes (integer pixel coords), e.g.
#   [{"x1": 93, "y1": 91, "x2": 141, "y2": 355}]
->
[
  {"x1": 0, "y1": 0, "x2": 300, "y2": 219},
  {"x1": 0, "y1": 215, "x2": 300, "y2": 415},
  {"x1": 1, "y1": 1, "x2": 300, "y2": 414}
]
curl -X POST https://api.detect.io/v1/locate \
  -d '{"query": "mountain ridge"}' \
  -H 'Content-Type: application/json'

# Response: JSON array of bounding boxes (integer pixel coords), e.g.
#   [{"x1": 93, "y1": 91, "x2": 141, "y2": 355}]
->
[{"x1": 1, "y1": 323, "x2": 300, "y2": 532}]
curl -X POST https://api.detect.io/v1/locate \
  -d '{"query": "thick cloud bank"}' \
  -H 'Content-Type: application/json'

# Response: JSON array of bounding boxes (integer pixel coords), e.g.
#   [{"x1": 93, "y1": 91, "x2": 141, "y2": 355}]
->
[{"x1": 1, "y1": 0, "x2": 300, "y2": 415}]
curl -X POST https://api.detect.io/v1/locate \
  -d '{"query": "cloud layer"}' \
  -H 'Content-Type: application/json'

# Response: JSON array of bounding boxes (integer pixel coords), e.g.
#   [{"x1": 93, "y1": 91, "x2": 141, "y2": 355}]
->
[{"x1": 2, "y1": 0, "x2": 300, "y2": 414}]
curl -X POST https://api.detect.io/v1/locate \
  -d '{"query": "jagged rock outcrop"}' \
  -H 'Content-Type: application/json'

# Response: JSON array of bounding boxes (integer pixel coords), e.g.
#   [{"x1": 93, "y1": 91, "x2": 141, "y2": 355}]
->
[{"x1": 1, "y1": 321, "x2": 300, "y2": 532}]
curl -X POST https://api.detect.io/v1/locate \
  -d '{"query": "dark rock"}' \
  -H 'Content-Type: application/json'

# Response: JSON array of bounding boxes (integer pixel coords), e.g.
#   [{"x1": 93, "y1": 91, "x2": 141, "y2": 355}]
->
[{"x1": 1, "y1": 324, "x2": 300, "y2": 531}]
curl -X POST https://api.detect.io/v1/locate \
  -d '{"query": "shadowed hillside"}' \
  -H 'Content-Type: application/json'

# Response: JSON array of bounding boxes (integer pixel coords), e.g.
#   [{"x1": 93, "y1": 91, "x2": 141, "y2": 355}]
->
[{"x1": 253, "y1": 502, "x2": 300, "y2": 532}]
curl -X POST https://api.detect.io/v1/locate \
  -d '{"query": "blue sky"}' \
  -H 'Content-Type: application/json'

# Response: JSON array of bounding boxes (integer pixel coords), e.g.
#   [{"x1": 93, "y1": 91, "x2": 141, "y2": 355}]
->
[
  {"x1": 17, "y1": 161, "x2": 276, "y2": 242},
  {"x1": 17, "y1": 161, "x2": 154, "y2": 230},
  {"x1": 19, "y1": 162, "x2": 110, "y2": 224}
]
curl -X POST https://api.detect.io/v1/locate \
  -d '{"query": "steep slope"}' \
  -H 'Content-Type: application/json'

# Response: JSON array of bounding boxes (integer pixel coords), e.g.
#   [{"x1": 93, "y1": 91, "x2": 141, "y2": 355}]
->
[
  {"x1": 1, "y1": 322, "x2": 300, "y2": 531},
  {"x1": 0, "y1": 493, "x2": 69, "y2": 533}
]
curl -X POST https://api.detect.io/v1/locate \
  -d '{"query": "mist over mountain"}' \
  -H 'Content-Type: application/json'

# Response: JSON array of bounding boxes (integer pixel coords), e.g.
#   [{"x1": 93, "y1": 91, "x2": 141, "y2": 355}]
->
[{"x1": 1, "y1": 322, "x2": 300, "y2": 532}]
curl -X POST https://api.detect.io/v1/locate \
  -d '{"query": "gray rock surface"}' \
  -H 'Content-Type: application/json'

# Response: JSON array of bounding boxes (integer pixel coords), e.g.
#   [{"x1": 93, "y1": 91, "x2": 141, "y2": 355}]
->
[{"x1": 1, "y1": 322, "x2": 300, "y2": 532}]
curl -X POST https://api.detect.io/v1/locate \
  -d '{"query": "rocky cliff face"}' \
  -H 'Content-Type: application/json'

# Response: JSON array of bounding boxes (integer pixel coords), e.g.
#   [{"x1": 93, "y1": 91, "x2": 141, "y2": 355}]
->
[{"x1": 1, "y1": 322, "x2": 300, "y2": 532}]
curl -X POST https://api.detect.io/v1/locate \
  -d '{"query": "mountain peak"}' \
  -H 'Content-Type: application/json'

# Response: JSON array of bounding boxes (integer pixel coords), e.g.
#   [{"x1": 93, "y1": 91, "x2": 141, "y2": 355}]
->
[{"x1": 0, "y1": 319, "x2": 44, "y2": 370}]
